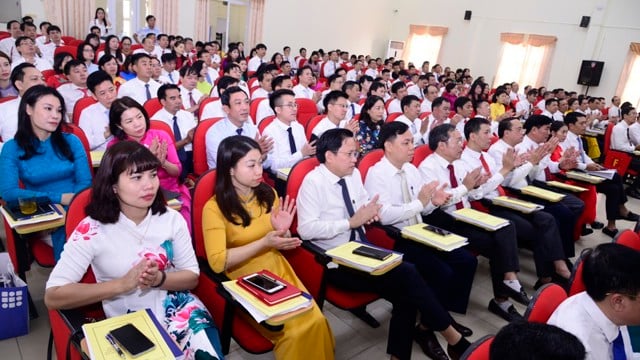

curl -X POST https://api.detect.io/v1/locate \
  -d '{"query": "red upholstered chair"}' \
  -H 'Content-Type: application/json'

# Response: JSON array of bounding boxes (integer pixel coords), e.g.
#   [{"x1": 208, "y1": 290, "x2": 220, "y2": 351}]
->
[
  {"x1": 523, "y1": 283, "x2": 568, "y2": 323},
  {"x1": 143, "y1": 98, "x2": 163, "y2": 118},
  {"x1": 198, "y1": 96, "x2": 220, "y2": 120},
  {"x1": 0, "y1": 95, "x2": 16, "y2": 104},
  {"x1": 61, "y1": 36, "x2": 76, "y2": 44},
  {"x1": 41, "y1": 69, "x2": 56, "y2": 81},
  {"x1": 419, "y1": 111, "x2": 432, "y2": 120},
  {"x1": 411, "y1": 144, "x2": 433, "y2": 167},
  {"x1": 460, "y1": 335, "x2": 494, "y2": 360},
  {"x1": 603, "y1": 122, "x2": 635, "y2": 177},
  {"x1": 149, "y1": 120, "x2": 176, "y2": 143},
  {"x1": 61, "y1": 124, "x2": 94, "y2": 176},
  {"x1": 385, "y1": 112, "x2": 402, "y2": 123},
  {"x1": 257, "y1": 115, "x2": 276, "y2": 134},
  {"x1": 304, "y1": 114, "x2": 325, "y2": 141},
  {"x1": 284, "y1": 158, "x2": 382, "y2": 327},
  {"x1": 249, "y1": 97, "x2": 266, "y2": 124},
  {"x1": 54, "y1": 45, "x2": 78, "y2": 59},
  {"x1": 72, "y1": 96, "x2": 97, "y2": 126},
  {"x1": 130, "y1": 44, "x2": 143, "y2": 51},
  {"x1": 192, "y1": 117, "x2": 224, "y2": 176},
  {"x1": 191, "y1": 170, "x2": 274, "y2": 355},
  {"x1": 613, "y1": 229, "x2": 640, "y2": 251},
  {"x1": 295, "y1": 98, "x2": 318, "y2": 128},
  {"x1": 568, "y1": 253, "x2": 586, "y2": 296}
]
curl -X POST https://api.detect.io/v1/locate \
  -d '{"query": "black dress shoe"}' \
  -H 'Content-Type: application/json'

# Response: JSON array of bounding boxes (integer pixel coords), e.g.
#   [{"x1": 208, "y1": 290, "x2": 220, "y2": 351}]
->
[
  {"x1": 414, "y1": 326, "x2": 449, "y2": 360},
  {"x1": 619, "y1": 211, "x2": 640, "y2": 222},
  {"x1": 451, "y1": 320, "x2": 473, "y2": 337},
  {"x1": 626, "y1": 188, "x2": 640, "y2": 200},
  {"x1": 488, "y1": 299, "x2": 523, "y2": 322},
  {"x1": 591, "y1": 221, "x2": 605, "y2": 229},
  {"x1": 501, "y1": 283, "x2": 531, "y2": 305},
  {"x1": 447, "y1": 337, "x2": 471, "y2": 360},
  {"x1": 602, "y1": 227, "x2": 619, "y2": 238},
  {"x1": 581, "y1": 225, "x2": 594, "y2": 236}
]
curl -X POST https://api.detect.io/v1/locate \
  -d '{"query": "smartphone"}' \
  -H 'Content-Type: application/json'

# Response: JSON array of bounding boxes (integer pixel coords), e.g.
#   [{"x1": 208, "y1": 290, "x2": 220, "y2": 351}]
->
[
  {"x1": 109, "y1": 323, "x2": 155, "y2": 357},
  {"x1": 423, "y1": 224, "x2": 451, "y2": 236},
  {"x1": 242, "y1": 273, "x2": 285, "y2": 294},
  {"x1": 352, "y1": 245, "x2": 392, "y2": 261}
]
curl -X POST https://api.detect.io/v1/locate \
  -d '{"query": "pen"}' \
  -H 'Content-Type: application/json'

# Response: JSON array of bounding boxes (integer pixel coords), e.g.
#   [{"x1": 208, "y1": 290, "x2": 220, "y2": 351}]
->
[{"x1": 105, "y1": 333, "x2": 125, "y2": 358}]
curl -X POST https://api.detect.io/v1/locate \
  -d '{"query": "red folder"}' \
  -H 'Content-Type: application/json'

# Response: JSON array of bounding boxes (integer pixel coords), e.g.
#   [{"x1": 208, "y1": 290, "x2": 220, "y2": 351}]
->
[{"x1": 237, "y1": 270, "x2": 303, "y2": 306}]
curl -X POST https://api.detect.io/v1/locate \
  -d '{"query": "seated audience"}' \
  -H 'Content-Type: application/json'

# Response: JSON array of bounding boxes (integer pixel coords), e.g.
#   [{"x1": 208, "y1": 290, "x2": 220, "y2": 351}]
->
[
  {"x1": 117, "y1": 53, "x2": 161, "y2": 105},
  {"x1": 356, "y1": 95, "x2": 385, "y2": 154},
  {"x1": 56, "y1": 60, "x2": 89, "y2": 117},
  {"x1": 0, "y1": 51, "x2": 18, "y2": 97},
  {"x1": 79, "y1": 71, "x2": 115, "y2": 151}
]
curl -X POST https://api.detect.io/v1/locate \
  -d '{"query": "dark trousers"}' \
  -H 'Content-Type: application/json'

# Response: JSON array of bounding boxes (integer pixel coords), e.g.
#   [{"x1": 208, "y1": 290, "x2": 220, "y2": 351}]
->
[
  {"x1": 487, "y1": 204, "x2": 565, "y2": 278},
  {"x1": 393, "y1": 238, "x2": 477, "y2": 314},
  {"x1": 596, "y1": 172, "x2": 627, "y2": 220},
  {"x1": 423, "y1": 208, "x2": 519, "y2": 299},
  {"x1": 630, "y1": 157, "x2": 640, "y2": 188},
  {"x1": 327, "y1": 261, "x2": 451, "y2": 360},
  {"x1": 179, "y1": 150, "x2": 193, "y2": 181}
]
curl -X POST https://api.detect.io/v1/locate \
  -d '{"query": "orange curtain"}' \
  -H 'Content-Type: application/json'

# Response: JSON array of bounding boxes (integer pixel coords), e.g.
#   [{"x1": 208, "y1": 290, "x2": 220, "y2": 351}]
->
[
  {"x1": 194, "y1": 0, "x2": 211, "y2": 42},
  {"x1": 44, "y1": 0, "x2": 96, "y2": 40},
  {"x1": 152, "y1": 0, "x2": 179, "y2": 36},
  {"x1": 404, "y1": 24, "x2": 449, "y2": 65},
  {"x1": 494, "y1": 32, "x2": 557, "y2": 88},
  {"x1": 247, "y1": 0, "x2": 265, "y2": 48}
]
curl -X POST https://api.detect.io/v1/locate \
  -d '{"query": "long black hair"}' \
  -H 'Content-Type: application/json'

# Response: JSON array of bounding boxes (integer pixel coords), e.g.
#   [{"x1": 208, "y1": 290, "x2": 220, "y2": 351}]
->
[
  {"x1": 15, "y1": 85, "x2": 73, "y2": 161},
  {"x1": 86, "y1": 141, "x2": 166, "y2": 223},
  {"x1": 215, "y1": 136, "x2": 275, "y2": 227}
]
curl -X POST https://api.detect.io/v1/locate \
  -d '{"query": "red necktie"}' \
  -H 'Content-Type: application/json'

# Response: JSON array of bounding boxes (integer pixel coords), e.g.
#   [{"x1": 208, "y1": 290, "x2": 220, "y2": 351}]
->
[
  {"x1": 189, "y1": 92, "x2": 196, "y2": 107},
  {"x1": 80, "y1": 88, "x2": 88, "y2": 97},
  {"x1": 479, "y1": 153, "x2": 492, "y2": 176},
  {"x1": 447, "y1": 164, "x2": 464, "y2": 210}
]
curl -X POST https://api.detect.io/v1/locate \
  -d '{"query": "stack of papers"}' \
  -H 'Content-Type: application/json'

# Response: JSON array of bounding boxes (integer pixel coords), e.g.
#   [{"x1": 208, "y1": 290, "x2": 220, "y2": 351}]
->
[
  {"x1": 520, "y1": 186, "x2": 565, "y2": 202},
  {"x1": 401, "y1": 223, "x2": 468, "y2": 251},
  {"x1": 565, "y1": 171, "x2": 605, "y2": 184},
  {"x1": 491, "y1": 196, "x2": 544, "y2": 213},
  {"x1": 586, "y1": 169, "x2": 616, "y2": 180},
  {"x1": 325, "y1": 241, "x2": 403, "y2": 275},
  {"x1": 82, "y1": 309, "x2": 182, "y2": 360},
  {"x1": 546, "y1": 181, "x2": 588, "y2": 192},
  {"x1": 451, "y1": 208, "x2": 510, "y2": 231},
  {"x1": 223, "y1": 280, "x2": 312, "y2": 324},
  {"x1": 276, "y1": 168, "x2": 291, "y2": 181}
]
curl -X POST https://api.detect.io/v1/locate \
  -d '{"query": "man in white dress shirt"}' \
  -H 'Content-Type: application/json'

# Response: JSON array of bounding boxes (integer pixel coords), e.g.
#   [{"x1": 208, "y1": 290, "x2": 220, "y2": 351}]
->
[
  {"x1": 364, "y1": 59, "x2": 378, "y2": 78},
  {"x1": 251, "y1": 71, "x2": 272, "y2": 100},
  {"x1": 563, "y1": 111, "x2": 639, "y2": 235},
  {"x1": 205, "y1": 86, "x2": 273, "y2": 169},
  {"x1": 453, "y1": 96, "x2": 474, "y2": 138},
  {"x1": 346, "y1": 60, "x2": 363, "y2": 82},
  {"x1": 158, "y1": 53, "x2": 179, "y2": 84},
  {"x1": 200, "y1": 76, "x2": 237, "y2": 120},
  {"x1": 418, "y1": 123, "x2": 529, "y2": 321},
  {"x1": 420, "y1": 97, "x2": 451, "y2": 144},
  {"x1": 57, "y1": 60, "x2": 89, "y2": 119},
  {"x1": 255, "y1": 75, "x2": 292, "y2": 125},
  {"x1": 0, "y1": 21, "x2": 22, "y2": 62},
  {"x1": 515, "y1": 89, "x2": 537, "y2": 120},
  {"x1": 420, "y1": 84, "x2": 439, "y2": 114},
  {"x1": 292, "y1": 66, "x2": 320, "y2": 102},
  {"x1": 611, "y1": 106, "x2": 640, "y2": 198},
  {"x1": 247, "y1": 43, "x2": 267, "y2": 73},
  {"x1": 608, "y1": 96, "x2": 621, "y2": 123},
  {"x1": 154, "y1": 84, "x2": 197, "y2": 178},
  {"x1": 311, "y1": 90, "x2": 357, "y2": 140},
  {"x1": 548, "y1": 243, "x2": 640, "y2": 360},
  {"x1": 316, "y1": 74, "x2": 344, "y2": 113},
  {"x1": 0, "y1": 63, "x2": 44, "y2": 149},
  {"x1": 133, "y1": 36, "x2": 156, "y2": 58},
  {"x1": 387, "y1": 82, "x2": 407, "y2": 114},
  {"x1": 80, "y1": 71, "x2": 115, "y2": 151},
  {"x1": 297, "y1": 128, "x2": 472, "y2": 360},
  {"x1": 10, "y1": 36, "x2": 52, "y2": 72},
  {"x1": 365, "y1": 121, "x2": 478, "y2": 316},
  {"x1": 40, "y1": 25, "x2": 65, "y2": 66},
  {"x1": 407, "y1": 74, "x2": 428, "y2": 101},
  {"x1": 117, "y1": 53, "x2": 161, "y2": 105},
  {"x1": 177, "y1": 65, "x2": 205, "y2": 116},
  {"x1": 321, "y1": 50, "x2": 339, "y2": 78},
  {"x1": 262, "y1": 89, "x2": 315, "y2": 173},
  {"x1": 394, "y1": 95, "x2": 426, "y2": 146},
  {"x1": 283, "y1": 46, "x2": 297, "y2": 70},
  {"x1": 541, "y1": 98, "x2": 564, "y2": 121}
]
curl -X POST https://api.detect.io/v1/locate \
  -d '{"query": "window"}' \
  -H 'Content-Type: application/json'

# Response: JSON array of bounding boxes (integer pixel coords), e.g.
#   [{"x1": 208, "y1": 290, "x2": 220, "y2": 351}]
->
[
  {"x1": 616, "y1": 43, "x2": 640, "y2": 108},
  {"x1": 493, "y1": 33, "x2": 557, "y2": 89},
  {"x1": 404, "y1": 25, "x2": 448, "y2": 67}
]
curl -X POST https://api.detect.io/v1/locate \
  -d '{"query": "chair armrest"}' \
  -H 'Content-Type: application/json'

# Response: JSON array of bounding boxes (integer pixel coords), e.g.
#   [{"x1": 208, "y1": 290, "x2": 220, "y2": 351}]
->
[{"x1": 301, "y1": 240, "x2": 332, "y2": 266}]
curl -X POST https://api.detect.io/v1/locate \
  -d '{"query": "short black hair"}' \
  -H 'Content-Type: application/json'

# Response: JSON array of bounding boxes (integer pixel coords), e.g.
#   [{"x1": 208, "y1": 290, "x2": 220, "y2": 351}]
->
[
  {"x1": 523, "y1": 114, "x2": 552, "y2": 134},
  {"x1": 86, "y1": 70, "x2": 113, "y2": 93},
  {"x1": 390, "y1": 81, "x2": 406, "y2": 95},
  {"x1": 316, "y1": 128, "x2": 354, "y2": 163},
  {"x1": 497, "y1": 117, "x2": 520, "y2": 138},
  {"x1": 217, "y1": 76, "x2": 239, "y2": 93},
  {"x1": 63, "y1": 59, "x2": 86, "y2": 76},
  {"x1": 583, "y1": 243, "x2": 640, "y2": 301},
  {"x1": 269, "y1": 88, "x2": 295, "y2": 113},
  {"x1": 432, "y1": 96, "x2": 449, "y2": 110},
  {"x1": 255, "y1": 43, "x2": 267, "y2": 50},
  {"x1": 322, "y1": 90, "x2": 348, "y2": 111},
  {"x1": 220, "y1": 86, "x2": 247, "y2": 107},
  {"x1": 271, "y1": 75, "x2": 291, "y2": 90},
  {"x1": 564, "y1": 111, "x2": 585, "y2": 126},
  {"x1": 490, "y1": 321, "x2": 586, "y2": 360},
  {"x1": 131, "y1": 53, "x2": 151, "y2": 66},
  {"x1": 454, "y1": 96, "x2": 471, "y2": 112},
  {"x1": 401, "y1": 95, "x2": 420, "y2": 112},
  {"x1": 47, "y1": 25, "x2": 61, "y2": 34},
  {"x1": 11, "y1": 62, "x2": 37, "y2": 89},
  {"x1": 379, "y1": 121, "x2": 410, "y2": 150},
  {"x1": 160, "y1": 52, "x2": 177, "y2": 64},
  {"x1": 464, "y1": 117, "x2": 491, "y2": 140},
  {"x1": 428, "y1": 123, "x2": 456, "y2": 151},
  {"x1": 157, "y1": 83, "x2": 180, "y2": 100}
]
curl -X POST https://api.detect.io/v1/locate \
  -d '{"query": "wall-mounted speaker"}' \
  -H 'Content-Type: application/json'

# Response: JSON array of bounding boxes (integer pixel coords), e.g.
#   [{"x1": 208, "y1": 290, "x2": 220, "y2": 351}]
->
[
  {"x1": 579, "y1": 16, "x2": 591, "y2": 28},
  {"x1": 464, "y1": 10, "x2": 472, "y2": 21},
  {"x1": 577, "y1": 60, "x2": 604, "y2": 87}
]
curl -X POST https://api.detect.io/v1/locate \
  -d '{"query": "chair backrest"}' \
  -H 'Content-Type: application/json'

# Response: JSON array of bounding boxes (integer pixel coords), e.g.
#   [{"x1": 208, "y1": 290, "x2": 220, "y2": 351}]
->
[
  {"x1": 192, "y1": 118, "x2": 223, "y2": 176},
  {"x1": 385, "y1": 112, "x2": 402, "y2": 123},
  {"x1": 41, "y1": 69, "x2": 56, "y2": 80},
  {"x1": 295, "y1": 98, "x2": 319, "y2": 128},
  {"x1": 568, "y1": 253, "x2": 586, "y2": 296},
  {"x1": 149, "y1": 120, "x2": 176, "y2": 143},
  {"x1": 65, "y1": 189, "x2": 93, "y2": 238},
  {"x1": 412, "y1": 144, "x2": 433, "y2": 167},
  {"x1": 460, "y1": 335, "x2": 494, "y2": 360},
  {"x1": 0, "y1": 95, "x2": 16, "y2": 104},
  {"x1": 305, "y1": 114, "x2": 326, "y2": 141},
  {"x1": 613, "y1": 229, "x2": 640, "y2": 251},
  {"x1": 604, "y1": 121, "x2": 614, "y2": 153},
  {"x1": 192, "y1": 169, "x2": 217, "y2": 259},
  {"x1": 61, "y1": 124, "x2": 94, "y2": 176},
  {"x1": 285, "y1": 157, "x2": 320, "y2": 235},
  {"x1": 257, "y1": 115, "x2": 276, "y2": 134},
  {"x1": 198, "y1": 96, "x2": 220, "y2": 120},
  {"x1": 61, "y1": 36, "x2": 76, "y2": 44},
  {"x1": 357, "y1": 149, "x2": 384, "y2": 182},
  {"x1": 523, "y1": 283, "x2": 568, "y2": 323},
  {"x1": 55, "y1": 45, "x2": 77, "y2": 59},
  {"x1": 143, "y1": 98, "x2": 163, "y2": 118},
  {"x1": 249, "y1": 97, "x2": 266, "y2": 124},
  {"x1": 72, "y1": 97, "x2": 97, "y2": 126}
]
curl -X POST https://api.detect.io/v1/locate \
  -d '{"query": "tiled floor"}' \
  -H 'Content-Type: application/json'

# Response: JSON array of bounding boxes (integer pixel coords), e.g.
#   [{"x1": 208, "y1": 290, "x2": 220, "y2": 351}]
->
[{"x1": 1, "y1": 192, "x2": 636, "y2": 359}]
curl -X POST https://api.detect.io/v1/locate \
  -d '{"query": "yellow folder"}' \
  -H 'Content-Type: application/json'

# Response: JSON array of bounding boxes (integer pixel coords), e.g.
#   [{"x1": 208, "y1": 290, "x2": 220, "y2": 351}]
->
[{"x1": 520, "y1": 185, "x2": 566, "y2": 202}]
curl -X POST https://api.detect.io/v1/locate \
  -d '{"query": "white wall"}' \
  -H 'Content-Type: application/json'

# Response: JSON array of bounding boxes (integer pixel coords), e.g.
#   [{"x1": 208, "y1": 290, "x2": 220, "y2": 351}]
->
[{"x1": 262, "y1": 0, "x2": 640, "y2": 99}]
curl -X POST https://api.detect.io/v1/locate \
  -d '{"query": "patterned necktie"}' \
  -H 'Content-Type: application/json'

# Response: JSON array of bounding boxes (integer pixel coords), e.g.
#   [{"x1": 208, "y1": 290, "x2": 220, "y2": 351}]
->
[
  {"x1": 447, "y1": 164, "x2": 464, "y2": 210},
  {"x1": 173, "y1": 116, "x2": 187, "y2": 162},
  {"x1": 337, "y1": 178, "x2": 367, "y2": 242},
  {"x1": 145, "y1": 83, "x2": 151, "y2": 101},
  {"x1": 399, "y1": 169, "x2": 421, "y2": 225},
  {"x1": 287, "y1": 127, "x2": 297, "y2": 154}
]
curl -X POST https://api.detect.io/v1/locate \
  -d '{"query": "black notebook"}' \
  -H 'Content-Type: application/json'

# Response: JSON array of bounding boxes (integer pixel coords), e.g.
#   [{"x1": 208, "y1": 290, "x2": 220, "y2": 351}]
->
[{"x1": 3, "y1": 197, "x2": 57, "y2": 222}]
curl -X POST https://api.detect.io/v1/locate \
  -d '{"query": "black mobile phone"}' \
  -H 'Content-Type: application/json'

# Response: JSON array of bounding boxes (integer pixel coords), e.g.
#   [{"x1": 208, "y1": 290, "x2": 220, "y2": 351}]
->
[
  {"x1": 423, "y1": 224, "x2": 450, "y2": 236},
  {"x1": 242, "y1": 273, "x2": 285, "y2": 294},
  {"x1": 109, "y1": 323, "x2": 155, "y2": 357},
  {"x1": 352, "y1": 245, "x2": 392, "y2": 261}
]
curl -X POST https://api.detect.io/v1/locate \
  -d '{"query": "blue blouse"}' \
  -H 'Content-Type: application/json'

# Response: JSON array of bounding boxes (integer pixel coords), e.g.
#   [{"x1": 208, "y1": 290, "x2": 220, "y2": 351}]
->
[{"x1": 0, "y1": 133, "x2": 92, "y2": 204}]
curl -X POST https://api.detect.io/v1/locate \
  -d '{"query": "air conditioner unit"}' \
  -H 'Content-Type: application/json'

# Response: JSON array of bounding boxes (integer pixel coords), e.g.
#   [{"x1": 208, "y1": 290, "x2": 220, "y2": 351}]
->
[{"x1": 386, "y1": 40, "x2": 405, "y2": 59}]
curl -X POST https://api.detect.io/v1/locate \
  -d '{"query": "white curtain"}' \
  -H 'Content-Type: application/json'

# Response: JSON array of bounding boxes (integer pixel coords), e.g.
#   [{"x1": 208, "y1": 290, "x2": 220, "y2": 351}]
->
[
  {"x1": 151, "y1": 0, "x2": 179, "y2": 36},
  {"x1": 247, "y1": 0, "x2": 265, "y2": 48},
  {"x1": 493, "y1": 33, "x2": 557, "y2": 89},
  {"x1": 194, "y1": 0, "x2": 211, "y2": 42},
  {"x1": 403, "y1": 25, "x2": 448, "y2": 67},
  {"x1": 44, "y1": 0, "x2": 96, "y2": 39},
  {"x1": 616, "y1": 43, "x2": 640, "y2": 108}
]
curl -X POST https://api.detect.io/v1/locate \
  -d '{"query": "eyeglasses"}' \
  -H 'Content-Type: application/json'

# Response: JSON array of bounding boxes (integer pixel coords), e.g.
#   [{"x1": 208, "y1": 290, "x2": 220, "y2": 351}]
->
[
  {"x1": 334, "y1": 151, "x2": 359, "y2": 158},
  {"x1": 277, "y1": 103, "x2": 298, "y2": 109},
  {"x1": 331, "y1": 103, "x2": 349, "y2": 109}
]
